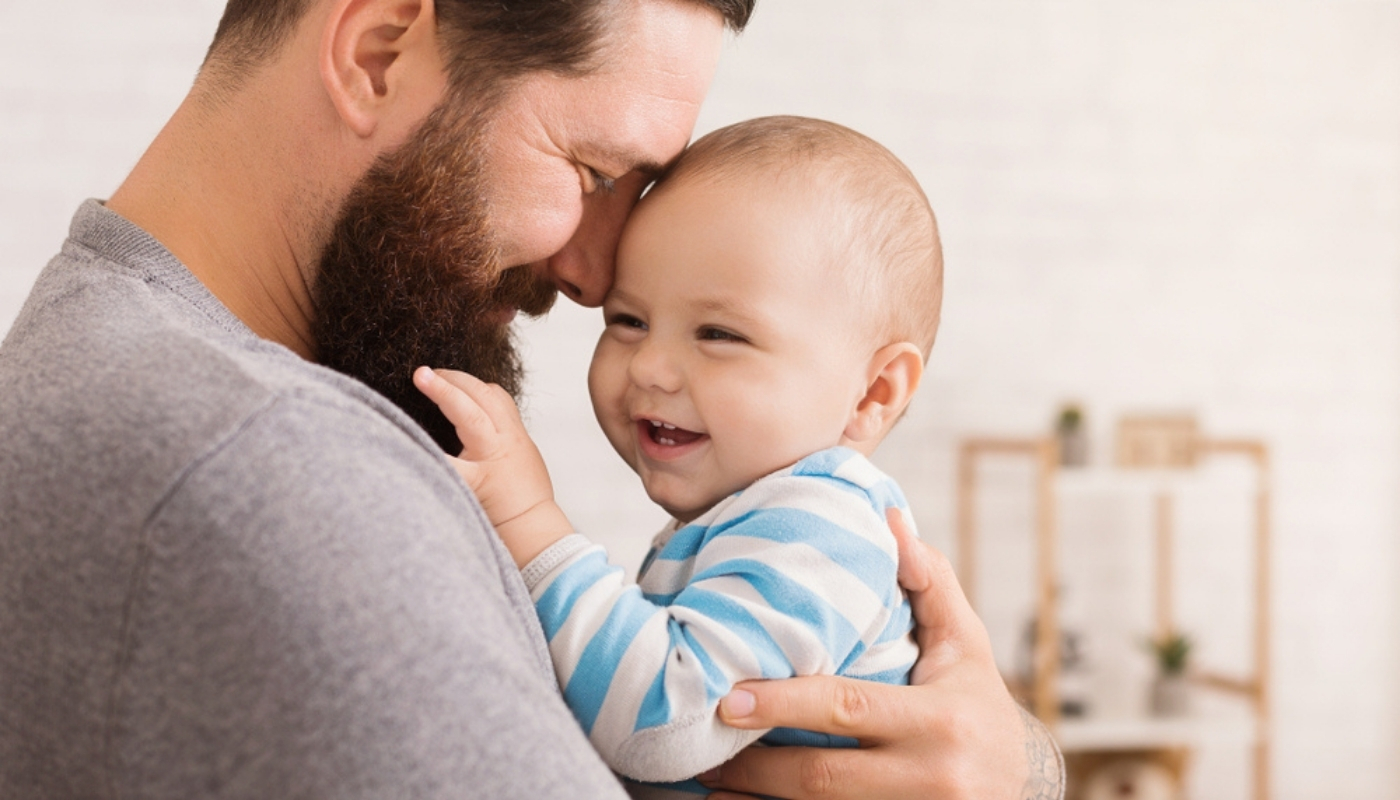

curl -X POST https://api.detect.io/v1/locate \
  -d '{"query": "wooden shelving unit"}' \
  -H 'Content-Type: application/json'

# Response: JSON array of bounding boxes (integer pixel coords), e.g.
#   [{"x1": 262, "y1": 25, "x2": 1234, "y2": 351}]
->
[{"x1": 955, "y1": 425, "x2": 1272, "y2": 800}]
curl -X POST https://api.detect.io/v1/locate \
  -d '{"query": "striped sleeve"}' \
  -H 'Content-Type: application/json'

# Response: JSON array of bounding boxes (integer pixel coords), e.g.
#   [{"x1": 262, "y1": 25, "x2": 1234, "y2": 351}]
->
[{"x1": 521, "y1": 474, "x2": 906, "y2": 783}]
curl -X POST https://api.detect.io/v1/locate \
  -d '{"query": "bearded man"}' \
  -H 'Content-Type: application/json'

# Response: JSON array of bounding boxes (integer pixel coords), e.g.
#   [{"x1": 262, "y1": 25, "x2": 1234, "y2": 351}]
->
[{"x1": 0, "y1": 1, "x2": 1062, "y2": 798}]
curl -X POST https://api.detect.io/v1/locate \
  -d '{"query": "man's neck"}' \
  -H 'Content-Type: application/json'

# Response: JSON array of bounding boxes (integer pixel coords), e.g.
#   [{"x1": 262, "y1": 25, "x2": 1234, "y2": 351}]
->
[{"x1": 107, "y1": 79, "x2": 349, "y2": 360}]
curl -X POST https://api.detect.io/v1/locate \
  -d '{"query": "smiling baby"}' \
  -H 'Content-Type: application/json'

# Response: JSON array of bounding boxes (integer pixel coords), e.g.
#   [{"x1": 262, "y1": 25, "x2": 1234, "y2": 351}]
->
[{"x1": 415, "y1": 115, "x2": 943, "y2": 798}]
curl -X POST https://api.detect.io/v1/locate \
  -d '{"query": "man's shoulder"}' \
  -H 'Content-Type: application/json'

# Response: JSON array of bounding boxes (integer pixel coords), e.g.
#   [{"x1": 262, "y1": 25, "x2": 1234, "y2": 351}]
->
[
  {"x1": 0, "y1": 235, "x2": 447, "y2": 539},
  {"x1": 4, "y1": 282, "x2": 417, "y2": 455},
  {"x1": 178, "y1": 388, "x2": 469, "y2": 529}
]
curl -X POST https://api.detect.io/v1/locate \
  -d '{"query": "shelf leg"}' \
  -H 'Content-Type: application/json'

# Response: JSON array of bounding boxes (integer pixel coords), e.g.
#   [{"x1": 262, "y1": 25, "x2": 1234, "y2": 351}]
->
[{"x1": 1154, "y1": 492, "x2": 1175, "y2": 639}]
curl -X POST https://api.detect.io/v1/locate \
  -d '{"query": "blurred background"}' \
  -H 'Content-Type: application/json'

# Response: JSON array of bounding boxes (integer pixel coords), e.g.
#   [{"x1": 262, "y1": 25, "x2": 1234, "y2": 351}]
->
[{"x1": 2, "y1": 1, "x2": 1396, "y2": 798}]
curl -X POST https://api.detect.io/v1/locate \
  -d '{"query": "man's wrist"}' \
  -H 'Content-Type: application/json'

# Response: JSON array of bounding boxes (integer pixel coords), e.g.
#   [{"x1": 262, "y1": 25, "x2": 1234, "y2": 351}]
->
[{"x1": 1019, "y1": 706, "x2": 1066, "y2": 800}]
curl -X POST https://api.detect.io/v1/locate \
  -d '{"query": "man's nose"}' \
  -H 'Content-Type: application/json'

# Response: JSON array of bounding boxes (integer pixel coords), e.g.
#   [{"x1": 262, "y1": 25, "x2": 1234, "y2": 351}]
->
[
  {"x1": 546, "y1": 172, "x2": 649, "y2": 307},
  {"x1": 545, "y1": 236, "x2": 613, "y2": 307}
]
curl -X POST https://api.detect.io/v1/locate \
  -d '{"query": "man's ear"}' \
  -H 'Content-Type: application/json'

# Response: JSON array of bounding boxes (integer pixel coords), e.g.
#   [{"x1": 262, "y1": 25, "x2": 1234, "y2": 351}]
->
[
  {"x1": 320, "y1": 0, "x2": 442, "y2": 139},
  {"x1": 842, "y1": 342, "x2": 925, "y2": 446}
]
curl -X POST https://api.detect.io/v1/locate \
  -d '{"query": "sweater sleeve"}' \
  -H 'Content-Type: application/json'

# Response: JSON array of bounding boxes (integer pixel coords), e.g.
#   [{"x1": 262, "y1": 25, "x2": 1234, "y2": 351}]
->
[{"x1": 522, "y1": 476, "x2": 907, "y2": 783}]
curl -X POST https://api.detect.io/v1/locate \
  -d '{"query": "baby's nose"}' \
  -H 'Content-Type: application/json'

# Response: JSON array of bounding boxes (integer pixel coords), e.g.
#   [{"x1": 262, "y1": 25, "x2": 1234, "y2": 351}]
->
[{"x1": 627, "y1": 341, "x2": 683, "y2": 393}]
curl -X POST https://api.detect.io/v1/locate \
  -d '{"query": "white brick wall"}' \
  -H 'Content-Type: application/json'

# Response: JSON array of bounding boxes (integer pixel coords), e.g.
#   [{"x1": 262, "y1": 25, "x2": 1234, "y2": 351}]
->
[
  {"x1": 3, "y1": 2, "x2": 1396, "y2": 798},
  {"x1": 0, "y1": 0, "x2": 226, "y2": 326}
]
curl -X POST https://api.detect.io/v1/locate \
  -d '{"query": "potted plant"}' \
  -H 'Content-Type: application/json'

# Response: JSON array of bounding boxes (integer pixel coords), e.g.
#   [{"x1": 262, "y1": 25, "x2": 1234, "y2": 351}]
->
[
  {"x1": 1145, "y1": 631, "x2": 1192, "y2": 716},
  {"x1": 1054, "y1": 404, "x2": 1089, "y2": 467}
]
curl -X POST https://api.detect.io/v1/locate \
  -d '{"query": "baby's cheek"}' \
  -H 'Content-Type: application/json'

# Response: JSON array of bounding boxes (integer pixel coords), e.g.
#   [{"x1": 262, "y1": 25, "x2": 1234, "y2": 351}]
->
[
  {"x1": 585, "y1": 347, "x2": 619, "y2": 415},
  {"x1": 736, "y1": 414, "x2": 836, "y2": 479},
  {"x1": 588, "y1": 374, "x2": 634, "y2": 467}
]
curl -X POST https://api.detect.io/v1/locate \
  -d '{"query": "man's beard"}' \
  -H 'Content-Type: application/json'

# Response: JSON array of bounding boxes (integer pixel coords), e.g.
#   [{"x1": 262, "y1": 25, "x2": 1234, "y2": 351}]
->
[{"x1": 312, "y1": 101, "x2": 558, "y2": 453}]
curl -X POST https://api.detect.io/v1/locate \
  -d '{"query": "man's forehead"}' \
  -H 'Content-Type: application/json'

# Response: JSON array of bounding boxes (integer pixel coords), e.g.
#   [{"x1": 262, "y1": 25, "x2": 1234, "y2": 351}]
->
[
  {"x1": 569, "y1": 0, "x2": 723, "y2": 164},
  {"x1": 527, "y1": 80, "x2": 703, "y2": 182}
]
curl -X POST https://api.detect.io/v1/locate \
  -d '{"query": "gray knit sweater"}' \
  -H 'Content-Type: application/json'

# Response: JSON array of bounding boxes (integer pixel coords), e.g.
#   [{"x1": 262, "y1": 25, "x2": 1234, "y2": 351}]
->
[{"x1": 0, "y1": 201, "x2": 626, "y2": 799}]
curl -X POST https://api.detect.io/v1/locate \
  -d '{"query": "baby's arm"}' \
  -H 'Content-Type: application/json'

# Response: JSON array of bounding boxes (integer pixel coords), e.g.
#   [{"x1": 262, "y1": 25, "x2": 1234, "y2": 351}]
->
[
  {"x1": 416, "y1": 369, "x2": 913, "y2": 780},
  {"x1": 525, "y1": 481, "x2": 916, "y2": 782},
  {"x1": 412, "y1": 366, "x2": 572, "y2": 568}
]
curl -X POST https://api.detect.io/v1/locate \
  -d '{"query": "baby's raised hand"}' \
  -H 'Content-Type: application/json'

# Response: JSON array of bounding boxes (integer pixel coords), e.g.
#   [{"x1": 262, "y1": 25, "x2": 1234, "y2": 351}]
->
[{"x1": 413, "y1": 366, "x2": 574, "y2": 567}]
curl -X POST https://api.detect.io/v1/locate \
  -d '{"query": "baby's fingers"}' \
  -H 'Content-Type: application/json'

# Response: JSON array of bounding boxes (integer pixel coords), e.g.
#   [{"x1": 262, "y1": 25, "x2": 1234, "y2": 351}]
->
[
  {"x1": 431, "y1": 369, "x2": 527, "y2": 430},
  {"x1": 412, "y1": 366, "x2": 500, "y2": 457}
]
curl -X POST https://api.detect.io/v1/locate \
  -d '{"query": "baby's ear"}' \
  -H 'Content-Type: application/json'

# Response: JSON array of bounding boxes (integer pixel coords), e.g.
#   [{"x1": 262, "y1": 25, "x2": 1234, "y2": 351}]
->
[{"x1": 842, "y1": 342, "x2": 924, "y2": 446}]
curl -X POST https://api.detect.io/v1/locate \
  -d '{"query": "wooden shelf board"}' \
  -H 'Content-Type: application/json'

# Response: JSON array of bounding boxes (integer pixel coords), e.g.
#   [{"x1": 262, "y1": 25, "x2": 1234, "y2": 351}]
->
[{"x1": 1056, "y1": 713, "x2": 1257, "y2": 753}]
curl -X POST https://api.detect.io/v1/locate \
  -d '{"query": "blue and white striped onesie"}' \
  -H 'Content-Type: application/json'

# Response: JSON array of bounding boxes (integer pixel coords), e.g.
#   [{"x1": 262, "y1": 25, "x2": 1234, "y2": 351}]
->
[{"x1": 519, "y1": 446, "x2": 919, "y2": 796}]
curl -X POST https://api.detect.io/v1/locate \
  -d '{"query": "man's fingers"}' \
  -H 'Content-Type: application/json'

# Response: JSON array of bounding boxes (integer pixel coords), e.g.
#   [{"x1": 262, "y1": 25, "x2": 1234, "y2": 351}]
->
[
  {"x1": 887, "y1": 508, "x2": 990, "y2": 680},
  {"x1": 886, "y1": 508, "x2": 925, "y2": 592},
  {"x1": 702, "y1": 743, "x2": 914, "y2": 800},
  {"x1": 412, "y1": 367, "x2": 499, "y2": 455},
  {"x1": 718, "y1": 677, "x2": 925, "y2": 743}
]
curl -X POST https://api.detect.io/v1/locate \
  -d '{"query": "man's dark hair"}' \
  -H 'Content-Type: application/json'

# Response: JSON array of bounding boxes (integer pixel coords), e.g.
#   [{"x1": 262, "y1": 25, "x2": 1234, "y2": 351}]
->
[{"x1": 205, "y1": 0, "x2": 754, "y2": 88}]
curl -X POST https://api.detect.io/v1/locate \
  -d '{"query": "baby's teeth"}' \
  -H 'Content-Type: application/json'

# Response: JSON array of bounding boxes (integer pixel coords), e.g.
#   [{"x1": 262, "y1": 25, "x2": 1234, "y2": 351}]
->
[{"x1": 662, "y1": 423, "x2": 676, "y2": 430}]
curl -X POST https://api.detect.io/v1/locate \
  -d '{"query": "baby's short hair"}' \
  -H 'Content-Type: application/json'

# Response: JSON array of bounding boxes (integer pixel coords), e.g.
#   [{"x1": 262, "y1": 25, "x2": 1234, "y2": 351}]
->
[{"x1": 657, "y1": 116, "x2": 943, "y2": 360}]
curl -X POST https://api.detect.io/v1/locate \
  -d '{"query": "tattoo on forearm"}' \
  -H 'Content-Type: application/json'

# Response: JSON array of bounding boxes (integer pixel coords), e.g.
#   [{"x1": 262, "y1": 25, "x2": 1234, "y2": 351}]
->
[{"x1": 1020, "y1": 707, "x2": 1066, "y2": 800}]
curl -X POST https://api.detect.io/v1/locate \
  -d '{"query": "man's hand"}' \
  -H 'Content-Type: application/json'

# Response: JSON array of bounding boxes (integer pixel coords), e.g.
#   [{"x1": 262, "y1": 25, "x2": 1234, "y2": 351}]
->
[
  {"x1": 413, "y1": 367, "x2": 574, "y2": 567},
  {"x1": 699, "y1": 509, "x2": 1065, "y2": 800}
]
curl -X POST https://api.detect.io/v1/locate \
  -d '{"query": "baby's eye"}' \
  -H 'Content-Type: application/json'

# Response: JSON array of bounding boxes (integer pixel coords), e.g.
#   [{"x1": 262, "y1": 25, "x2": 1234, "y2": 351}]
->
[
  {"x1": 698, "y1": 326, "x2": 746, "y2": 343},
  {"x1": 607, "y1": 313, "x2": 646, "y2": 331}
]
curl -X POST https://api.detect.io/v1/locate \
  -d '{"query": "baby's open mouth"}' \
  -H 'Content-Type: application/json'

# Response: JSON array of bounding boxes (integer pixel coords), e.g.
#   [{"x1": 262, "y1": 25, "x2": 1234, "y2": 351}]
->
[{"x1": 642, "y1": 419, "x2": 704, "y2": 447}]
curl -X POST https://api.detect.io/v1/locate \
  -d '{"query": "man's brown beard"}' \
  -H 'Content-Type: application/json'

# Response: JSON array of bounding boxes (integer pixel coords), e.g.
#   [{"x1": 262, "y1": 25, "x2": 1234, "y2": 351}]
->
[{"x1": 312, "y1": 101, "x2": 558, "y2": 453}]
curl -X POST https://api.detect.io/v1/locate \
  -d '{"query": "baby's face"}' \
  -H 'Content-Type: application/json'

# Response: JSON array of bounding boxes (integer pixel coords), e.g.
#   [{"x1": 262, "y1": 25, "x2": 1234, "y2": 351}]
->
[{"x1": 587, "y1": 173, "x2": 874, "y2": 522}]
